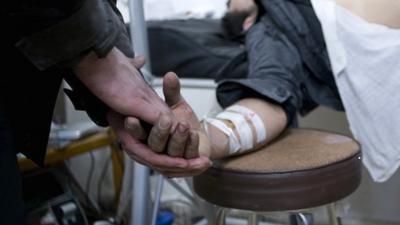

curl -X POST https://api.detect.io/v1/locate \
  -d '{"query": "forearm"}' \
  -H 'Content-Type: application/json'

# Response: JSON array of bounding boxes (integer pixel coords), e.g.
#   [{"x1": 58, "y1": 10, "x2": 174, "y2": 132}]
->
[
  {"x1": 200, "y1": 98, "x2": 288, "y2": 159},
  {"x1": 73, "y1": 48, "x2": 172, "y2": 125},
  {"x1": 9, "y1": 0, "x2": 140, "y2": 127},
  {"x1": 74, "y1": 49, "x2": 140, "y2": 115}
]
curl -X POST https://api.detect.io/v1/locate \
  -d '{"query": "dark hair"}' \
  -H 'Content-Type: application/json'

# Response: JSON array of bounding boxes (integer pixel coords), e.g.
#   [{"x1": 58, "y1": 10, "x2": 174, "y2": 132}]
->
[
  {"x1": 226, "y1": 0, "x2": 258, "y2": 15},
  {"x1": 221, "y1": 10, "x2": 250, "y2": 41},
  {"x1": 221, "y1": 2, "x2": 259, "y2": 41}
]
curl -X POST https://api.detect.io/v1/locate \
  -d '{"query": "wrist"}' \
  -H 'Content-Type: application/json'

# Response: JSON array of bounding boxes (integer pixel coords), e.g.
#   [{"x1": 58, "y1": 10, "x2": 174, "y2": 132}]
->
[
  {"x1": 199, "y1": 122, "x2": 230, "y2": 159},
  {"x1": 198, "y1": 131, "x2": 212, "y2": 158}
]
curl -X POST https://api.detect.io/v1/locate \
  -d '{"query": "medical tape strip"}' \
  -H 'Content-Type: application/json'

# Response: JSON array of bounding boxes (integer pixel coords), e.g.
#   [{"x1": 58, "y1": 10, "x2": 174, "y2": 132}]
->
[
  {"x1": 226, "y1": 105, "x2": 267, "y2": 143},
  {"x1": 216, "y1": 111, "x2": 254, "y2": 151},
  {"x1": 204, "y1": 118, "x2": 241, "y2": 154}
]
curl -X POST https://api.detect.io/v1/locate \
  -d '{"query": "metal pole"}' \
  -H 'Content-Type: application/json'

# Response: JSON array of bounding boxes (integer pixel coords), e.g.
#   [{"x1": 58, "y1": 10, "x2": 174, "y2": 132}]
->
[
  {"x1": 129, "y1": 0, "x2": 151, "y2": 72},
  {"x1": 151, "y1": 174, "x2": 164, "y2": 225},
  {"x1": 128, "y1": 0, "x2": 153, "y2": 225},
  {"x1": 131, "y1": 164, "x2": 150, "y2": 225},
  {"x1": 165, "y1": 178, "x2": 197, "y2": 205}
]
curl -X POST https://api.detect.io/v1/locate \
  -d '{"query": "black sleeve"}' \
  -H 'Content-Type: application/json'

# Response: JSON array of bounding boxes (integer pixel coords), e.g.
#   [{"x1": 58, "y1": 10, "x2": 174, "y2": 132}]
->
[
  {"x1": 216, "y1": 16, "x2": 316, "y2": 126},
  {"x1": 13, "y1": 0, "x2": 134, "y2": 71},
  {"x1": 61, "y1": 22, "x2": 134, "y2": 127},
  {"x1": 62, "y1": 72, "x2": 110, "y2": 127},
  {"x1": 6, "y1": 0, "x2": 134, "y2": 126}
]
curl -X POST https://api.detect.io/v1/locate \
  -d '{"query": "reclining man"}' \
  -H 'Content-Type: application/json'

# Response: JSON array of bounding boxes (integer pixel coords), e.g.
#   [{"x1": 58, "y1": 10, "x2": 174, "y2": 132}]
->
[
  {"x1": 124, "y1": 0, "x2": 400, "y2": 183},
  {"x1": 123, "y1": 0, "x2": 341, "y2": 176}
]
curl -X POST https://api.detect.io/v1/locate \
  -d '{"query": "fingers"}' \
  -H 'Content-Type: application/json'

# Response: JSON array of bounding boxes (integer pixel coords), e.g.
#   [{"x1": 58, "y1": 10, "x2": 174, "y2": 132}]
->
[
  {"x1": 130, "y1": 55, "x2": 146, "y2": 69},
  {"x1": 123, "y1": 135, "x2": 211, "y2": 174},
  {"x1": 167, "y1": 122, "x2": 190, "y2": 157},
  {"x1": 124, "y1": 117, "x2": 146, "y2": 140},
  {"x1": 123, "y1": 113, "x2": 197, "y2": 160},
  {"x1": 148, "y1": 114, "x2": 172, "y2": 153},
  {"x1": 120, "y1": 130, "x2": 189, "y2": 171},
  {"x1": 184, "y1": 131, "x2": 199, "y2": 159},
  {"x1": 109, "y1": 110, "x2": 208, "y2": 177},
  {"x1": 163, "y1": 72, "x2": 182, "y2": 107},
  {"x1": 161, "y1": 156, "x2": 212, "y2": 178},
  {"x1": 146, "y1": 114, "x2": 199, "y2": 159},
  {"x1": 110, "y1": 112, "x2": 186, "y2": 172}
]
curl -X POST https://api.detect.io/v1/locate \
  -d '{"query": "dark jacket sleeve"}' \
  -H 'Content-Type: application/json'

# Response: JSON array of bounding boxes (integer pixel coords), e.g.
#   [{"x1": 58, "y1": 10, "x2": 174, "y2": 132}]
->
[
  {"x1": 216, "y1": 16, "x2": 316, "y2": 126},
  {"x1": 7, "y1": 0, "x2": 134, "y2": 126},
  {"x1": 14, "y1": 0, "x2": 134, "y2": 70}
]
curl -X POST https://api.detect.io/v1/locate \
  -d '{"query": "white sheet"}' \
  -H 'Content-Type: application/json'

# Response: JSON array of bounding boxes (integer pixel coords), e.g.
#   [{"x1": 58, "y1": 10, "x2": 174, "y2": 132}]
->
[
  {"x1": 311, "y1": 0, "x2": 400, "y2": 182},
  {"x1": 118, "y1": 0, "x2": 228, "y2": 22}
]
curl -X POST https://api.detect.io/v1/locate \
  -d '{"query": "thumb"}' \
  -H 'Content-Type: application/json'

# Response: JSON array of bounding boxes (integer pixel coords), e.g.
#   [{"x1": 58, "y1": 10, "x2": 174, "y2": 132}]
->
[{"x1": 163, "y1": 72, "x2": 182, "y2": 107}]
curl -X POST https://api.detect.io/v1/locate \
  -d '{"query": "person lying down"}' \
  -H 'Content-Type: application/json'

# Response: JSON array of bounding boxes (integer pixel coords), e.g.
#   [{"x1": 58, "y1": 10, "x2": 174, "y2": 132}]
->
[
  {"x1": 123, "y1": 72, "x2": 288, "y2": 177},
  {"x1": 118, "y1": 0, "x2": 400, "y2": 182}
]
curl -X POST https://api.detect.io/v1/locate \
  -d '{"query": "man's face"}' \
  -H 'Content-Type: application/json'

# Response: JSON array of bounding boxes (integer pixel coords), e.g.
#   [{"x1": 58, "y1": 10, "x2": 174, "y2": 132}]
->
[
  {"x1": 221, "y1": 0, "x2": 258, "y2": 40},
  {"x1": 228, "y1": 0, "x2": 256, "y2": 12}
]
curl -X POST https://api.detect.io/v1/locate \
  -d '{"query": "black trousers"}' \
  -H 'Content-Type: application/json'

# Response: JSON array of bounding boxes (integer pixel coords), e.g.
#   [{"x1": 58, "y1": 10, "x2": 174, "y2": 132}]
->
[
  {"x1": 1, "y1": 25, "x2": 63, "y2": 225},
  {"x1": 0, "y1": 108, "x2": 26, "y2": 225}
]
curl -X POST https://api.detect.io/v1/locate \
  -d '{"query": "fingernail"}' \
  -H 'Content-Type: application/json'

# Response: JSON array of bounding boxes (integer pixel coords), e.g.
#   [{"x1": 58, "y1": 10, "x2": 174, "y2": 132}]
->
[
  {"x1": 125, "y1": 119, "x2": 134, "y2": 130},
  {"x1": 159, "y1": 116, "x2": 171, "y2": 129},
  {"x1": 178, "y1": 162, "x2": 187, "y2": 168},
  {"x1": 125, "y1": 123, "x2": 133, "y2": 130},
  {"x1": 178, "y1": 123, "x2": 189, "y2": 133}
]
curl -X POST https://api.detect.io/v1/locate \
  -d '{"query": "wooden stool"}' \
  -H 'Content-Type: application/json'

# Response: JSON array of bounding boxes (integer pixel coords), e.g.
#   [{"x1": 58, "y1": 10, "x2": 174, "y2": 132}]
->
[{"x1": 193, "y1": 128, "x2": 362, "y2": 225}]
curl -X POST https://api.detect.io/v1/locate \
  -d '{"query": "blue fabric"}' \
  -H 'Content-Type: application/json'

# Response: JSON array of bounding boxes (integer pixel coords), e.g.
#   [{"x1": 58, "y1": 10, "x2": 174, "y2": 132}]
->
[{"x1": 156, "y1": 210, "x2": 175, "y2": 225}]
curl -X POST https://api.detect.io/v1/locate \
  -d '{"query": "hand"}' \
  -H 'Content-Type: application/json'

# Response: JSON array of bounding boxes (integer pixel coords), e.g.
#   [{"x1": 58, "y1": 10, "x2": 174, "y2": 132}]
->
[
  {"x1": 126, "y1": 72, "x2": 211, "y2": 158},
  {"x1": 154, "y1": 72, "x2": 203, "y2": 158},
  {"x1": 107, "y1": 110, "x2": 211, "y2": 178},
  {"x1": 124, "y1": 72, "x2": 213, "y2": 177},
  {"x1": 73, "y1": 47, "x2": 173, "y2": 125}
]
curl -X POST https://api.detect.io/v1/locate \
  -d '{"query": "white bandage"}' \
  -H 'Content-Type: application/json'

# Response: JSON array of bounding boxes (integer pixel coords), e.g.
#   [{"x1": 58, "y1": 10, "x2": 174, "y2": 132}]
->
[
  {"x1": 226, "y1": 105, "x2": 267, "y2": 143},
  {"x1": 203, "y1": 118, "x2": 241, "y2": 155},
  {"x1": 203, "y1": 106, "x2": 267, "y2": 155},
  {"x1": 216, "y1": 111, "x2": 254, "y2": 150}
]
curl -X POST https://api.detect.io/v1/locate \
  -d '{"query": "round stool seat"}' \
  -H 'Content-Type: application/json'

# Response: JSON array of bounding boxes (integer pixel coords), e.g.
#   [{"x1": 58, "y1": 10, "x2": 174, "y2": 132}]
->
[{"x1": 193, "y1": 128, "x2": 362, "y2": 211}]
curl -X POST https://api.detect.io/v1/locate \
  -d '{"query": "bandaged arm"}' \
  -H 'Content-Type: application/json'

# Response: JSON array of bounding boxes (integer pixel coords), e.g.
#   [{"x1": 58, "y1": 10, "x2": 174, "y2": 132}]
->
[{"x1": 200, "y1": 97, "x2": 287, "y2": 159}]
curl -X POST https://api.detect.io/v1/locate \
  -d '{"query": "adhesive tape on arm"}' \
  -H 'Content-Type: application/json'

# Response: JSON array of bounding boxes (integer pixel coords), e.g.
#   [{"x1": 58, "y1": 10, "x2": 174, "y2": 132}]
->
[
  {"x1": 216, "y1": 111, "x2": 254, "y2": 151},
  {"x1": 204, "y1": 118, "x2": 241, "y2": 154},
  {"x1": 227, "y1": 105, "x2": 267, "y2": 143}
]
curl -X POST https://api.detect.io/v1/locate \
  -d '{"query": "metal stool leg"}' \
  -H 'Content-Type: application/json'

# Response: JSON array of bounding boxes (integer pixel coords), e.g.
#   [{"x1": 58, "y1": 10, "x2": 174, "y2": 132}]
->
[
  {"x1": 290, "y1": 212, "x2": 314, "y2": 225},
  {"x1": 248, "y1": 212, "x2": 258, "y2": 225},
  {"x1": 215, "y1": 208, "x2": 227, "y2": 225},
  {"x1": 327, "y1": 203, "x2": 341, "y2": 225}
]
